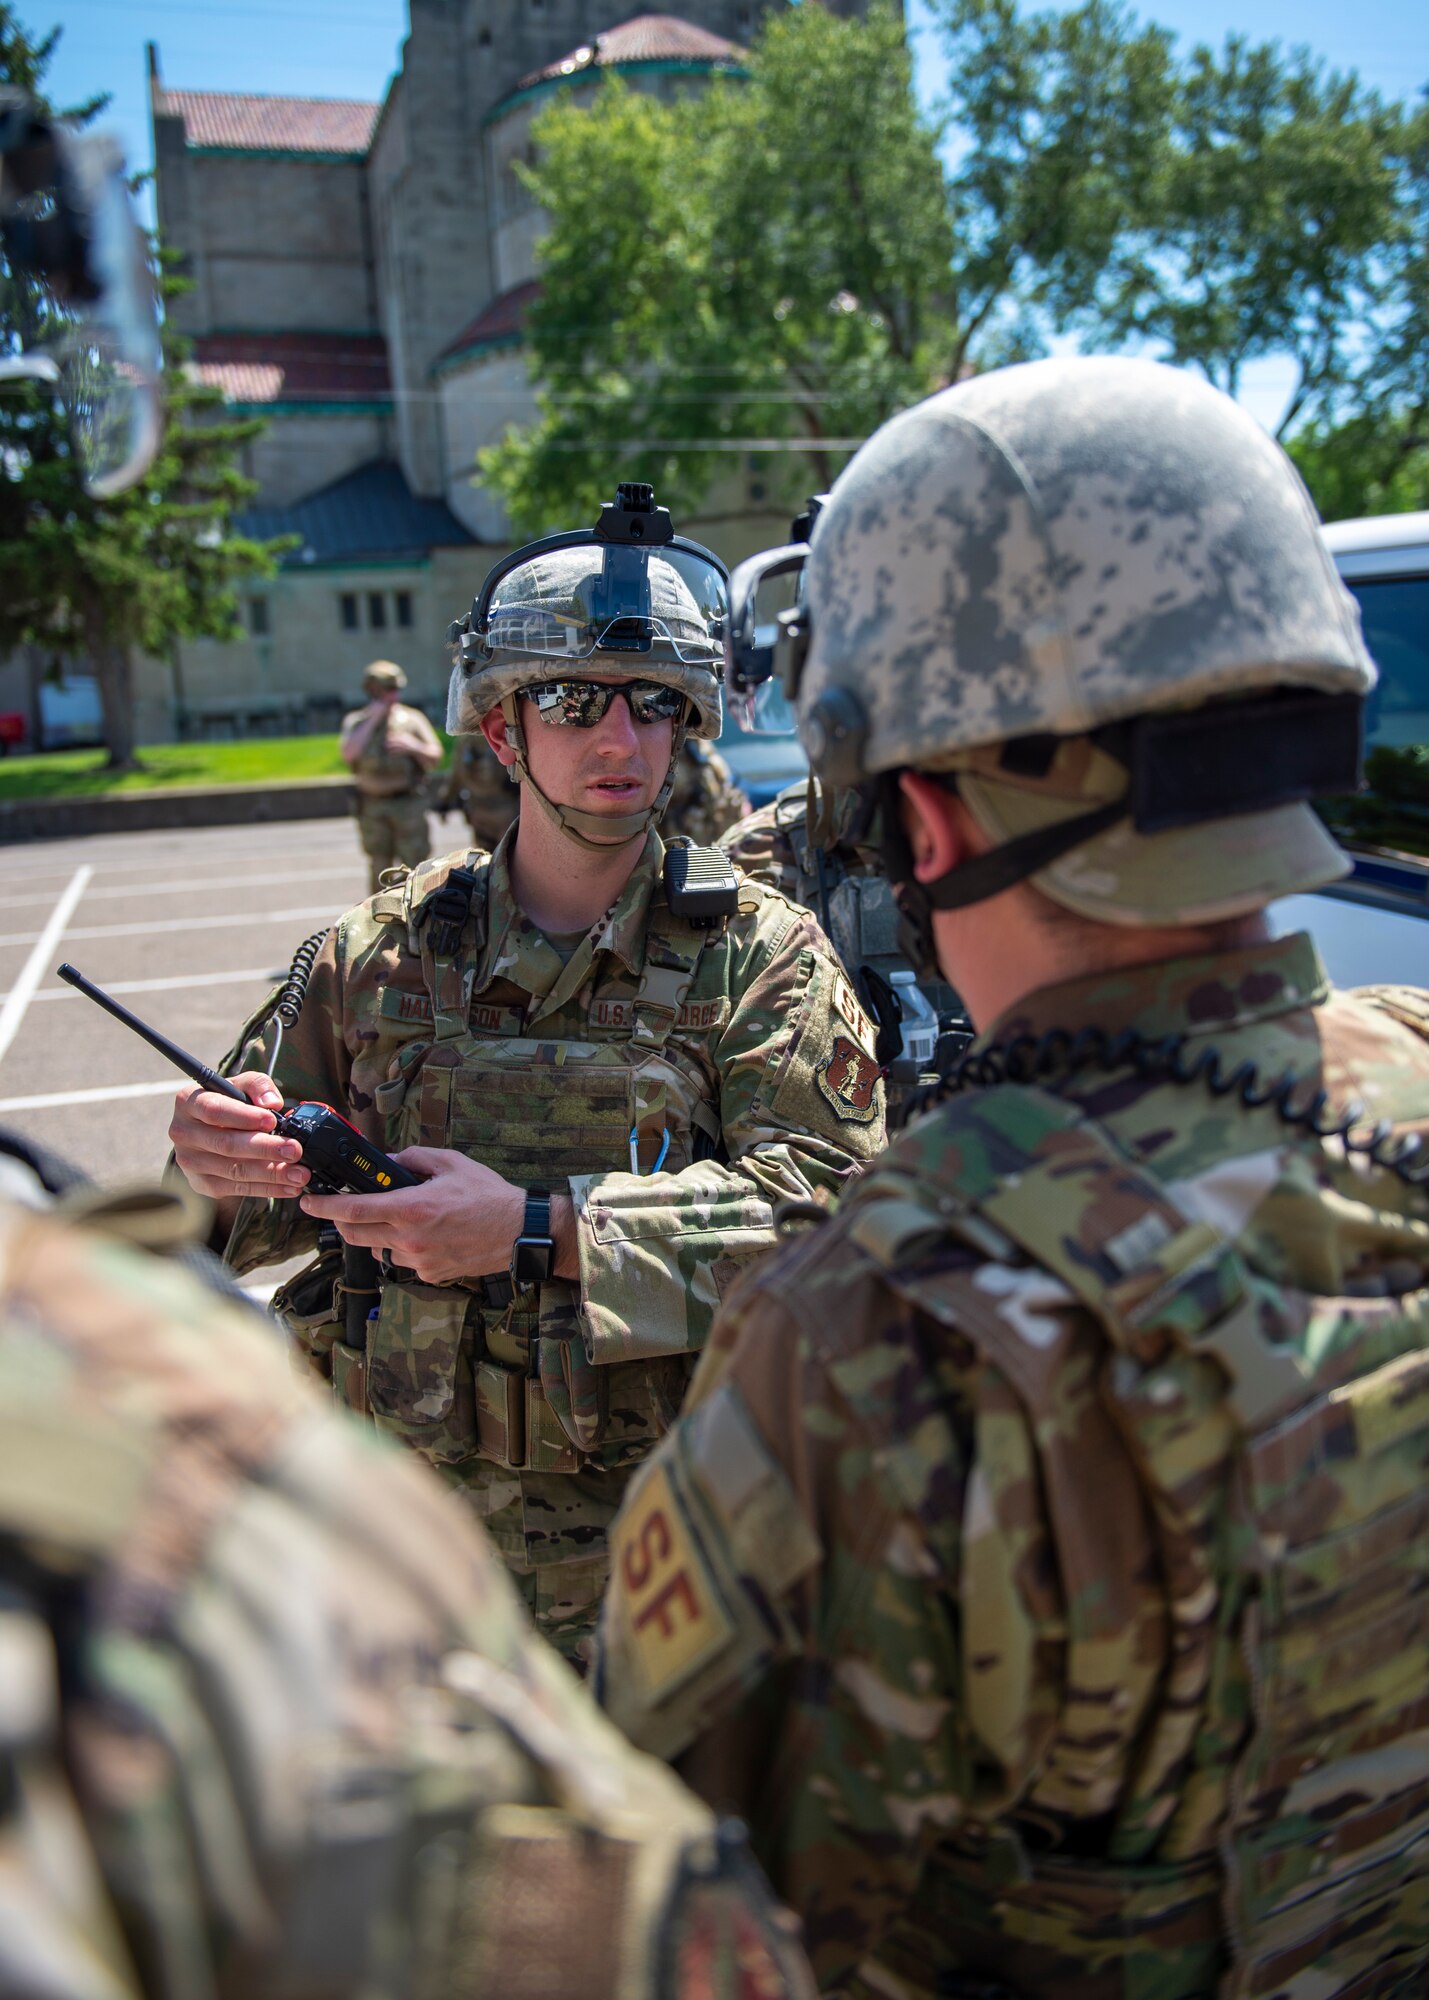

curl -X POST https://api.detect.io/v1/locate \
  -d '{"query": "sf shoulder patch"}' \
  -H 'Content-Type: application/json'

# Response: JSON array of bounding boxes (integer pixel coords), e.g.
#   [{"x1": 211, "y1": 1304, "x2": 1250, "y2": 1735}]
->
[
  {"x1": 609, "y1": 1459, "x2": 735, "y2": 1703},
  {"x1": 815, "y1": 1033, "x2": 883, "y2": 1125}
]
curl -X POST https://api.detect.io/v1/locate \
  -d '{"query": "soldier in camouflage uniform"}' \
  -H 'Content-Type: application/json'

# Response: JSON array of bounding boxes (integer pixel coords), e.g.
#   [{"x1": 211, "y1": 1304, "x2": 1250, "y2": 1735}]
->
[
  {"x1": 663, "y1": 737, "x2": 749, "y2": 846},
  {"x1": 439, "y1": 731, "x2": 521, "y2": 850},
  {"x1": 721, "y1": 779, "x2": 963, "y2": 1109},
  {"x1": 595, "y1": 360, "x2": 1429, "y2": 1997},
  {"x1": 0, "y1": 1129, "x2": 815, "y2": 2000},
  {"x1": 169, "y1": 486, "x2": 883, "y2": 1668},
  {"x1": 341, "y1": 659, "x2": 443, "y2": 892}
]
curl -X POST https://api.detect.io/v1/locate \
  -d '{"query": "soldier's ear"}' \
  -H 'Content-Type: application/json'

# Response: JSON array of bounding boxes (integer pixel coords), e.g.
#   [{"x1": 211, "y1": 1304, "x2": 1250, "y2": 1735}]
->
[
  {"x1": 897, "y1": 771, "x2": 972, "y2": 883},
  {"x1": 481, "y1": 704, "x2": 517, "y2": 767}
]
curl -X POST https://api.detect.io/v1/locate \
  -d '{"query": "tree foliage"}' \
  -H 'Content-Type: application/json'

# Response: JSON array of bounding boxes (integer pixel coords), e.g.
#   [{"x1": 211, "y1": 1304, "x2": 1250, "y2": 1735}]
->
[
  {"x1": 0, "y1": 2, "x2": 287, "y2": 768},
  {"x1": 481, "y1": 3, "x2": 953, "y2": 534},
  {"x1": 481, "y1": 0, "x2": 1425, "y2": 536},
  {"x1": 1090, "y1": 39, "x2": 1401, "y2": 428}
]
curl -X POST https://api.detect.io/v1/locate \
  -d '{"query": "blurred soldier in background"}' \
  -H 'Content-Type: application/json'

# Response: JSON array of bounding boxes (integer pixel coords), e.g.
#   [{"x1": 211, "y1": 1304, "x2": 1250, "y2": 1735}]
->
[
  {"x1": 663, "y1": 735, "x2": 749, "y2": 846},
  {"x1": 721, "y1": 775, "x2": 963, "y2": 1114},
  {"x1": 718, "y1": 499, "x2": 969, "y2": 1115},
  {"x1": 598, "y1": 358, "x2": 1429, "y2": 1998},
  {"x1": 340, "y1": 659, "x2": 443, "y2": 892},
  {"x1": 438, "y1": 730, "x2": 520, "y2": 850}
]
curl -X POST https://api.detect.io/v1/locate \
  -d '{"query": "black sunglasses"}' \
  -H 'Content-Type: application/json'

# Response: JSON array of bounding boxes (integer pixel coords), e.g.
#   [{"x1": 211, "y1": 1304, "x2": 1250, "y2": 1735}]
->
[{"x1": 525, "y1": 680, "x2": 688, "y2": 727}]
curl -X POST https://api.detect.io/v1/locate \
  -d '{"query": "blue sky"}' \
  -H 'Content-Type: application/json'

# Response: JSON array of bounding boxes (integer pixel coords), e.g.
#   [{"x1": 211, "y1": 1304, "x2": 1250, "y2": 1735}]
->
[{"x1": 34, "y1": 0, "x2": 1429, "y2": 429}]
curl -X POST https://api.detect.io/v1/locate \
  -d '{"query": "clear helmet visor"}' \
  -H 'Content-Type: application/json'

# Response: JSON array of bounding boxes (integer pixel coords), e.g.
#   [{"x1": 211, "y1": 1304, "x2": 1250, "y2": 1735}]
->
[
  {"x1": 0, "y1": 124, "x2": 161, "y2": 497},
  {"x1": 486, "y1": 542, "x2": 728, "y2": 666},
  {"x1": 56, "y1": 130, "x2": 162, "y2": 497},
  {"x1": 724, "y1": 541, "x2": 809, "y2": 732}
]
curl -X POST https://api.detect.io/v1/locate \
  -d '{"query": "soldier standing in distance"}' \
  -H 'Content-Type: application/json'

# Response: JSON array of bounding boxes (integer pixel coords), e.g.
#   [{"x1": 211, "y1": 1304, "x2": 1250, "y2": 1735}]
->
[
  {"x1": 340, "y1": 658, "x2": 443, "y2": 892},
  {"x1": 168, "y1": 485, "x2": 883, "y2": 1668},
  {"x1": 595, "y1": 358, "x2": 1429, "y2": 1998}
]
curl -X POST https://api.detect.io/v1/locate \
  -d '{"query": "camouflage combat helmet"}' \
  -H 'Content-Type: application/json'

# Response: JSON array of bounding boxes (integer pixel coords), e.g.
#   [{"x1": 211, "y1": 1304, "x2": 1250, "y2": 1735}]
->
[
  {"x1": 448, "y1": 484, "x2": 727, "y2": 851},
  {"x1": 363, "y1": 659, "x2": 407, "y2": 693},
  {"x1": 732, "y1": 358, "x2": 1376, "y2": 925}
]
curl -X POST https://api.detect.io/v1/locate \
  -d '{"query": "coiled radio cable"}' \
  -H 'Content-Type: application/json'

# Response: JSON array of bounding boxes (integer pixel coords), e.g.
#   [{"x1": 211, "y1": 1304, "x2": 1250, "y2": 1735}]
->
[
  {"x1": 264, "y1": 928, "x2": 330, "y2": 1076},
  {"x1": 910, "y1": 1022, "x2": 1429, "y2": 1189}
]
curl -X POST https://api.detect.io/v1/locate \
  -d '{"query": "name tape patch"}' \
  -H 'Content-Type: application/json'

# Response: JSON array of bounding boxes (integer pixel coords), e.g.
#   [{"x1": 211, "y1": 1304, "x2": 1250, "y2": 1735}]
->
[
  {"x1": 377, "y1": 986, "x2": 434, "y2": 1026},
  {"x1": 589, "y1": 997, "x2": 730, "y2": 1034},
  {"x1": 612, "y1": 1461, "x2": 734, "y2": 1702}
]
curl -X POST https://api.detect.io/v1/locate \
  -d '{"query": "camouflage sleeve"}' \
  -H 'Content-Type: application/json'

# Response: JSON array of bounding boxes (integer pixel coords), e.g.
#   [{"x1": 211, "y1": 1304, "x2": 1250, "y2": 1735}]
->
[
  {"x1": 595, "y1": 1236, "x2": 970, "y2": 1991},
  {"x1": 221, "y1": 923, "x2": 354, "y2": 1277},
  {"x1": 1, "y1": 1199, "x2": 816, "y2": 2000},
  {"x1": 568, "y1": 894, "x2": 886, "y2": 1364}
]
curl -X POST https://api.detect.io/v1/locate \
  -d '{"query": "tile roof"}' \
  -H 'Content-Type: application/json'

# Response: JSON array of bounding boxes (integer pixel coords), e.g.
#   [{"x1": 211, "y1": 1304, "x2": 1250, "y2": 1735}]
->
[
  {"x1": 515, "y1": 13, "x2": 743, "y2": 92},
  {"x1": 155, "y1": 88, "x2": 380, "y2": 156},
  {"x1": 438, "y1": 280, "x2": 542, "y2": 366},
  {"x1": 236, "y1": 459, "x2": 476, "y2": 565},
  {"x1": 190, "y1": 333, "x2": 391, "y2": 407}
]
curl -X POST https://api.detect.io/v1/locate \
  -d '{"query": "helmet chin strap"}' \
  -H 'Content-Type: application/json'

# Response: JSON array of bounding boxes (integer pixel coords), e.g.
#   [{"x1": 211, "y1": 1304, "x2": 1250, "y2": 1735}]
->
[{"x1": 500, "y1": 695, "x2": 690, "y2": 854}]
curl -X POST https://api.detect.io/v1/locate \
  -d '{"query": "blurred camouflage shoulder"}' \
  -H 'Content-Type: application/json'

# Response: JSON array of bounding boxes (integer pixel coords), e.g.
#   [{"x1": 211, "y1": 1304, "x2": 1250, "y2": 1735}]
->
[{"x1": 0, "y1": 1157, "x2": 815, "y2": 2000}]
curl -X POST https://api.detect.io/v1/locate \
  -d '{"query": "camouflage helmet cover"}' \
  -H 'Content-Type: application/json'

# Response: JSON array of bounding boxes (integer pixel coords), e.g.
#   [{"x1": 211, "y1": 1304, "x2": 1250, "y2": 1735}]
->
[
  {"x1": 448, "y1": 546, "x2": 724, "y2": 741},
  {"x1": 363, "y1": 659, "x2": 407, "y2": 693},
  {"x1": 799, "y1": 356, "x2": 1374, "y2": 780}
]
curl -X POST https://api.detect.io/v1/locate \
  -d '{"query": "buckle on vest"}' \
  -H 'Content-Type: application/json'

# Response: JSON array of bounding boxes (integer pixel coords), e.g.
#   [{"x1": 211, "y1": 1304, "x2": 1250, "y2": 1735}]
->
[{"x1": 423, "y1": 867, "x2": 481, "y2": 957}]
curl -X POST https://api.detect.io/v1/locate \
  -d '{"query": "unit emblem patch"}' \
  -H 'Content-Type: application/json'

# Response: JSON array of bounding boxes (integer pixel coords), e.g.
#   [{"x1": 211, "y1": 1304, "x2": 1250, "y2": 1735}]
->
[{"x1": 815, "y1": 1034, "x2": 882, "y2": 1124}]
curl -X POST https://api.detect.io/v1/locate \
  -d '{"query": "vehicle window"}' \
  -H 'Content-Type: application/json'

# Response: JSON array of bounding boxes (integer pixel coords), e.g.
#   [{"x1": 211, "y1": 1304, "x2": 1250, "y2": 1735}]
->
[
  {"x1": 1352, "y1": 575, "x2": 1429, "y2": 751},
  {"x1": 1324, "y1": 572, "x2": 1429, "y2": 859}
]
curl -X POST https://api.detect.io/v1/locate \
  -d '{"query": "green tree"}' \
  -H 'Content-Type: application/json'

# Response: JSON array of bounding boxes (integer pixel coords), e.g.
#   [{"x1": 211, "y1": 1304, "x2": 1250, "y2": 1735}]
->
[
  {"x1": 481, "y1": 3, "x2": 956, "y2": 534},
  {"x1": 1089, "y1": 34, "x2": 1403, "y2": 431},
  {"x1": 935, "y1": 0, "x2": 1178, "y2": 369},
  {"x1": 1290, "y1": 96, "x2": 1429, "y2": 518},
  {"x1": 0, "y1": 3, "x2": 286, "y2": 769}
]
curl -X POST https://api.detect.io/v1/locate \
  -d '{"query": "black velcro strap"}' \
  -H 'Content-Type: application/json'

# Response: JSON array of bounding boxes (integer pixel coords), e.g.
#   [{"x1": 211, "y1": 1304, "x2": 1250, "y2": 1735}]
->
[{"x1": 1121, "y1": 690, "x2": 1363, "y2": 833}]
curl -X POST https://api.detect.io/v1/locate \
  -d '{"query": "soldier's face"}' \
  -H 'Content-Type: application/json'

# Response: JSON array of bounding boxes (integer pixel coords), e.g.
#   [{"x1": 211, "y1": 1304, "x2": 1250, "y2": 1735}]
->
[{"x1": 494, "y1": 679, "x2": 675, "y2": 830}]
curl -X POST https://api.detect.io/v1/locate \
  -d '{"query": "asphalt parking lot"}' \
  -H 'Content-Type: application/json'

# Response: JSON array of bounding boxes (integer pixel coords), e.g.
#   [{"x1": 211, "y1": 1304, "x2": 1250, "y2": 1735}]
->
[{"x1": 0, "y1": 817, "x2": 375, "y2": 1204}]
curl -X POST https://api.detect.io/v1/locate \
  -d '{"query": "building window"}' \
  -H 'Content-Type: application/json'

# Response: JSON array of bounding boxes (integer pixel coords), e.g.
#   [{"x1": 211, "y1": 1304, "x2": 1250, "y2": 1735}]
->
[
  {"x1": 340, "y1": 593, "x2": 359, "y2": 631},
  {"x1": 368, "y1": 592, "x2": 387, "y2": 630},
  {"x1": 248, "y1": 596, "x2": 270, "y2": 637},
  {"x1": 395, "y1": 590, "x2": 414, "y2": 629}
]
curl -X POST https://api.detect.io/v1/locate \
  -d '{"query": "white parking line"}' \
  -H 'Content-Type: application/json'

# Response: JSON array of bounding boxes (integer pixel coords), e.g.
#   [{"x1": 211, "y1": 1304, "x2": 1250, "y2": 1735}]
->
[
  {"x1": 0, "y1": 865, "x2": 360, "y2": 911},
  {"x1": 3, "y1": 967, "x2": 280, "y2": 1005},
  {"x1": 0, "y1": 1079, "x2": 177, "y2": 1113},
  {"x1": 0, "y1": 904, "x2": 342, "y2": 948},
  {"x1": 0, "y1": 865, "x2": 92, "y2": 1068}
]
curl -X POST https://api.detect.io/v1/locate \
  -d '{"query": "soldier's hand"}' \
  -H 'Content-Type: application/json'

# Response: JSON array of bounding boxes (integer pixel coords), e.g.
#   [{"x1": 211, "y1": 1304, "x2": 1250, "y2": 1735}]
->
[
  {"x1": 298, "y1": 1147, "x2": 525, "y2": 1285},
  {"x1": 168, "y1": 1071, "x2": 310, "y2": 1201}
]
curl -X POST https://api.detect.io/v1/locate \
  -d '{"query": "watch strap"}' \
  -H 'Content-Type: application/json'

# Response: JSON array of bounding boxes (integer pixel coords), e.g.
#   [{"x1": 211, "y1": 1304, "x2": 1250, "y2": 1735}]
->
[{"x1": 510, "y1": 1187, "x2": 554, "y2": 1289}]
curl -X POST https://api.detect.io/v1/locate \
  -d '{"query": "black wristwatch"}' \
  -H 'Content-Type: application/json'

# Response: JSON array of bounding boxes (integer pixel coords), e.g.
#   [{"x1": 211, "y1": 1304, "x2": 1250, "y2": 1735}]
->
[{"x1": 510, "y1": 1188, "x2": 554, "y2": 1291}]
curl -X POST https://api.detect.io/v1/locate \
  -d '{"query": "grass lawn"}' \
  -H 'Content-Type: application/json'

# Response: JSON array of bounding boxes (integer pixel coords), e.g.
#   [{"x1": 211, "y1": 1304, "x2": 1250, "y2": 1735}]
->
[{"x1": 0, "y1": 735, "x2": 452, "y2": 800}]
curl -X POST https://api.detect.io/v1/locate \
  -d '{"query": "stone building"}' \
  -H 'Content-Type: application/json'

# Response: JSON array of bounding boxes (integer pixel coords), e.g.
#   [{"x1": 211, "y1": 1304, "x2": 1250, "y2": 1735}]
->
[{"x1": 128, "y1": 0, "x2": 857, "y2": 745}]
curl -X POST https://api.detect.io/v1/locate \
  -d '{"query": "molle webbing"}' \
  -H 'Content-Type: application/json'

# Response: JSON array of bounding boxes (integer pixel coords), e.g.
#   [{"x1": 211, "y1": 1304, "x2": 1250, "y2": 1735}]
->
[{"x1": 847, "y1": 1083, "x2": 1429, "y2": 2000}]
